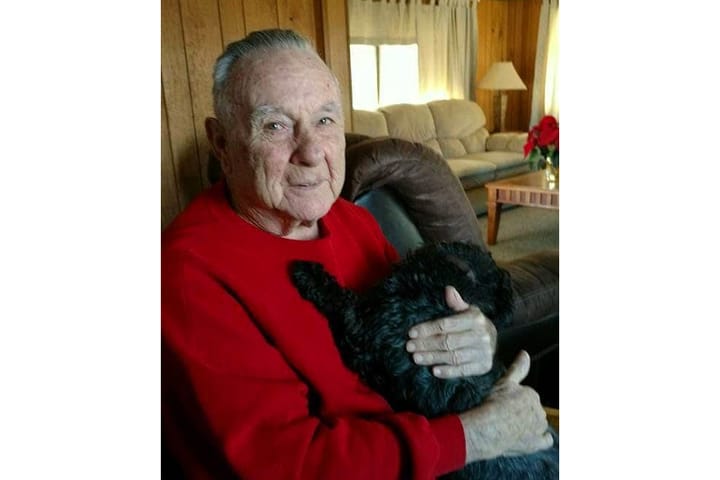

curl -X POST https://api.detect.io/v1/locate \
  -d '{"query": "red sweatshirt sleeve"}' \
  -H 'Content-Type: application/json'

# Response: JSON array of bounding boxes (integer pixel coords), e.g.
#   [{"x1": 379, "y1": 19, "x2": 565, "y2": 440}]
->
[{"x1": 162, "y1": 256, "x2": 466, "y2": 479}]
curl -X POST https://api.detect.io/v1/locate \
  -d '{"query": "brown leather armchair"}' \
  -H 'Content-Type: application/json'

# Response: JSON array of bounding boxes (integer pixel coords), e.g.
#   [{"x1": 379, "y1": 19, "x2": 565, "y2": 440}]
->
[{"x1": 343, "y1": 135, "x2": 558, "y2": 407}]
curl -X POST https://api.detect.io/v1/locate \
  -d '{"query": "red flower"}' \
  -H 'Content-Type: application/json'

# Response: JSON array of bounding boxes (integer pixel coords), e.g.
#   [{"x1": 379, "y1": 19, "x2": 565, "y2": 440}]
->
[
  {"x1": 523, "y1": 125, "x2": 541, "y2": 156},
  {"x1": 524, "y1": 115, "x2": 559, "y2": 169},
  {"x1": 536, "y1": 115, "x2": 559, "y2": 148},
  {"x1": 523, "y1": 135, "x2": 536, "y2": 156},
  {"x1": 528, "y1": 115, "x2": 559, "y2": 151},
  {"x1": 538, "y1": 127, "x2": 558, "y2": 148},
  {"x1": 538, "y1": 115, "x2": 558, "y2": 131}
]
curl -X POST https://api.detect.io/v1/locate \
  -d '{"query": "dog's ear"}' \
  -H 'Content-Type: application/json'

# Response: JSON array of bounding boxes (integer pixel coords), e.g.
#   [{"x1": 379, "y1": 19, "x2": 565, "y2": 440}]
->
[{"x1": 444, "y1": 253, "x2": 477, "y2": 283}]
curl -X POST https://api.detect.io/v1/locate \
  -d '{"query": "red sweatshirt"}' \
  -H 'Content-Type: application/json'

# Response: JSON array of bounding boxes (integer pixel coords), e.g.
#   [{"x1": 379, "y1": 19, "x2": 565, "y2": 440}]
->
[{"x1": 161, "y1": 182, "x2": 466, "y2": 479}]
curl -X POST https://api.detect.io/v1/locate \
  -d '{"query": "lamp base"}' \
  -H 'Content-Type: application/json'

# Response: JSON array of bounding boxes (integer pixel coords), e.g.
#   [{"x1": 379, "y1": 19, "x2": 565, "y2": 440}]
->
[{"x1": 492, "y1": 91, "x2": 508, "y2": 132}]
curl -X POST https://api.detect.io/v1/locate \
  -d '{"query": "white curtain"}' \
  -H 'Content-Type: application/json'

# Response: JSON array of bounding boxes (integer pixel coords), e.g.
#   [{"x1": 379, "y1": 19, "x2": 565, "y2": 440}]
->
[
  {"x1": 417, "y1": 0, "x2": 477, "y2": 101},
  {"x1": 348, "y1": 0, "x2": 416, "y2": 45},
  {"x1": 530, "y1": 0, "x2": 560, "y2": 126},
  {"x1": 348, "y1": 0, "x2": 478, "y2": 102}
]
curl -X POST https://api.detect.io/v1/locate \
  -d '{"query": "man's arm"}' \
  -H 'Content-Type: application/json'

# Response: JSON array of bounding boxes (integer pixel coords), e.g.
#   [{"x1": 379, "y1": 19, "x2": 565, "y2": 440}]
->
[{"x1": 162, "y1": 260, "x2": 465, "y2": 479}]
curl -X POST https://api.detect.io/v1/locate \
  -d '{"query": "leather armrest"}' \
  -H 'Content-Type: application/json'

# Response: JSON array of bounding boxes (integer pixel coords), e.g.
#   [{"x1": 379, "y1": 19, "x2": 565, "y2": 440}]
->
[
  {"x1": 498, "y1": 250, "x2": 559, "y2": 327},
  {"x1": 343, "y1": 137, "x2": 484, "y2": 248}
]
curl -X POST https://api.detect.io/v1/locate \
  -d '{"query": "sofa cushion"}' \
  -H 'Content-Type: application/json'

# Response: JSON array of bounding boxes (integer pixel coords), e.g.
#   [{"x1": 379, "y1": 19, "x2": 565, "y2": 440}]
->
[
  {"x1": 447, "y1": 150, "x2": 530, "y2": 189},
  {"x1": 461, "y1": 150, "x2": 528, "y2": 171},
  {"x1": 378, "y1": 103, "x2": 443, "y2": 154},
  {"x1": 446, "y1": 158, "x2": 497, "y2": 189},
  {"x1": 437, "y1": 138, "x2": 469, "y2": 158},
  {"x1": 352, "y1": 110, "x2": 389, "y2": 137},
  {"x1": 428, "y1": 100, "x2": 490, "y2": 156},
  {"x1": 486, "y1": 132, "x2": 527, "y2": 153}
]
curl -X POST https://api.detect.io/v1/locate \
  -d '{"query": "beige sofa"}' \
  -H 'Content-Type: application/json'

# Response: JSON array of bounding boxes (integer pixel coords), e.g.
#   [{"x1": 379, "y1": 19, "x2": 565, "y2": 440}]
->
[{"x1": 351, "y1": 99, "x2": 529, "y2": 215}]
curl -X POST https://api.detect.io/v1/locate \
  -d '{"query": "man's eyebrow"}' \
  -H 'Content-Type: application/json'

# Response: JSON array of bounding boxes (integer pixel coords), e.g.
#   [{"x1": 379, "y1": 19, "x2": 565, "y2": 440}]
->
[
  {"x1": 250, "y1": 105, "x2": 284, "y2": 125},
  {"x1": 320, "y1": 102, "x2": 342, "y2": 115}
]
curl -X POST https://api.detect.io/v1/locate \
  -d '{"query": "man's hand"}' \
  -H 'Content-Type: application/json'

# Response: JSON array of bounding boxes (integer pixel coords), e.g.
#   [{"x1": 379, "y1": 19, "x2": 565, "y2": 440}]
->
[
  {"x1": 406, "y1": 286, "x2": 497, "y2": 378},
  {"x1": 459, "y1": 351, "x2": 553, "y2": 463}
]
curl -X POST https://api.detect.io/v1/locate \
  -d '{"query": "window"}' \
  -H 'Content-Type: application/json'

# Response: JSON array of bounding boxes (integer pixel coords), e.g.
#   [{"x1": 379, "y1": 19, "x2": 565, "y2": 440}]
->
[
  {"x1": 349, "y1": 45, "x2": 378, "y2": 111},
  {"x1": 349, "y1": 44, "x2": 420, "y2": 111}
]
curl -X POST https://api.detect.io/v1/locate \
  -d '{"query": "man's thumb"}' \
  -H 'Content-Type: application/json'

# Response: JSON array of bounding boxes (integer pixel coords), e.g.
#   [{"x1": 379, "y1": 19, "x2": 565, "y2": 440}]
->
[
  {"x1": 445, "y1": 286, "x2": 469, "y2": 312},
  {"x1": 500, "y1": 350, "x2": 531, "y2": 384}
]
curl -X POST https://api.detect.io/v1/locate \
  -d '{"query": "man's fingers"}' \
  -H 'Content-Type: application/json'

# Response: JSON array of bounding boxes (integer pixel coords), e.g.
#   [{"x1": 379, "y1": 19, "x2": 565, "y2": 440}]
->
[
  {"x1": 497, "y1": 350, "x2": 531, "y2": 385},
  {"x1": 411, "y1": 347, "x2": 489, "y2": 367},
  {"x1": 430, "y1": 362, "x2": 488, "y2": 379},
  {"x1": 407, "y1": 330, "x2": 490, "y2": 353},
  {"x1": 445, "y1": 285, "x2": 469, "y2": 312},
  {"x1": 503, "y1": 431, "x2": 554, "y2": 457},
  {"x1": 408, "y1": 306, "x2": 491, "y2": 339}
]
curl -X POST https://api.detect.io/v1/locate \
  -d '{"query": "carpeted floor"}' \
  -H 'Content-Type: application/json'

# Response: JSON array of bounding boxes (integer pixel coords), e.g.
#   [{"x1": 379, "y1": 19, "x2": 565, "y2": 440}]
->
[{"x1": 477, "y1": 207, "x2": 559, "y2": 262}]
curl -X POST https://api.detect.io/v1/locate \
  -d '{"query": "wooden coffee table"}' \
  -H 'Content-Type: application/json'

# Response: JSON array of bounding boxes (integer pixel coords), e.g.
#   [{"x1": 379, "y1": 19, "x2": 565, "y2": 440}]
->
[{"x1": 485, "y1": 170, "x2": 559, "y2": 245}]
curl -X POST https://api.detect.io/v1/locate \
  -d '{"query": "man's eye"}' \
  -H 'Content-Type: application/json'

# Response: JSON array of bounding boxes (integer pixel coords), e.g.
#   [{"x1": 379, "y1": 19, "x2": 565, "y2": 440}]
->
[
  {"x1": 265, "y1": 122, "x2": 283, "y2": 131},
  {"x1": 319, "y1": 117, "x2": 335, "y2": 126}
]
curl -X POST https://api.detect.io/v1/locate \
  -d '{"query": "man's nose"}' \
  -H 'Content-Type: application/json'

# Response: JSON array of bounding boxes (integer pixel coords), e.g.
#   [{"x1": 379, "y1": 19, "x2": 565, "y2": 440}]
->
[{"x1": 291, "y1": 129, "x2": 323, "y2": 166}]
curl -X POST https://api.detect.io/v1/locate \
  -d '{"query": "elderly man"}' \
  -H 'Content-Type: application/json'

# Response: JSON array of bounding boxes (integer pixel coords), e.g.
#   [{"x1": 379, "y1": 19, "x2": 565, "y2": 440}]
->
[{"x1": 162, "y1": 29, "x2": 552, "y2": 479}]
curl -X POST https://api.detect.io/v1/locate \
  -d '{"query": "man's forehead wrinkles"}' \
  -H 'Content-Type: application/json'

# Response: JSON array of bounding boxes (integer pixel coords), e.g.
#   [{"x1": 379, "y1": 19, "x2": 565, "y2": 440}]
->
[
  {"x1": 249, "y1": 102, "x2": 341, "y2": 121},
  {"x1": 249, "y1": 106, "x2": 288, "y2": 124},
  {"x1": 252, "y1": 105, "x2": 282, "y2": 117}
]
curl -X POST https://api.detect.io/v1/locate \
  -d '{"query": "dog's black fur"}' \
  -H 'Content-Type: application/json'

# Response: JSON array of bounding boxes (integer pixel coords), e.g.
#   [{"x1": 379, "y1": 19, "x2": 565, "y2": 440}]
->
[{"x1": 291, "y1": 241, "x2": 558, "y2": 479}]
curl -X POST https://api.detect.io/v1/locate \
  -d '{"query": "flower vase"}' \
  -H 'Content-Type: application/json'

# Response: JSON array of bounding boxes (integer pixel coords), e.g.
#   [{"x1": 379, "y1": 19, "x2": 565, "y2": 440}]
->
[{"x1": 544, "y1": 157, "x2": 558, "y2": 183}]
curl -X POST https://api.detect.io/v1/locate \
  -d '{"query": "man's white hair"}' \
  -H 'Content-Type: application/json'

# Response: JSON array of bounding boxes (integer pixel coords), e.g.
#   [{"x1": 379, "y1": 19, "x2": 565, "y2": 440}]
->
[{"x1": 212, "y1": 29, "x2": 317, "y2": 126}]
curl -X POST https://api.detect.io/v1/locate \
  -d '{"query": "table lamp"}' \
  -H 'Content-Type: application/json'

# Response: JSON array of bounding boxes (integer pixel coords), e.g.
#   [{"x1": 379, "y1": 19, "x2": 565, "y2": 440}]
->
[{"x1": 477, "y1": 61, "x2": 527, "y2": 132}]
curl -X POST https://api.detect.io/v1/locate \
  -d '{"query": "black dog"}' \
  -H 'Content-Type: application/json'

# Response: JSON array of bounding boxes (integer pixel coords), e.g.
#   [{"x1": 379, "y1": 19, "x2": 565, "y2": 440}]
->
[{"x1": 291, "y1": 241, "x2": 558, "y2": 479}]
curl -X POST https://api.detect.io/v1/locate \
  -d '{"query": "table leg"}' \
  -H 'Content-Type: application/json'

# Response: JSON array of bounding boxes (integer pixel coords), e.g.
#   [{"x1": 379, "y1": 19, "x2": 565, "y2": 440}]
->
[{"x1": 487, "y1": 197, "x2": 502, "y2": 245}]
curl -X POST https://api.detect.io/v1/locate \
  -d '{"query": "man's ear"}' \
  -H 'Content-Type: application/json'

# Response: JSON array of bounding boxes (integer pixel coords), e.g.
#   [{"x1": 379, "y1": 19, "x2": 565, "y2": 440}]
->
[{"x1": 205, "y1": 117, "x2": 233, "y2": 175}]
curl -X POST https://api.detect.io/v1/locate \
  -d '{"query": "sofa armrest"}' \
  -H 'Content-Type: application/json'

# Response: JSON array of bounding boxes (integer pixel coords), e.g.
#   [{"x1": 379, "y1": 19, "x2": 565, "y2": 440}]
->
[{"x1": 486, "y1": 132, "x2": 528, "y2": 153}]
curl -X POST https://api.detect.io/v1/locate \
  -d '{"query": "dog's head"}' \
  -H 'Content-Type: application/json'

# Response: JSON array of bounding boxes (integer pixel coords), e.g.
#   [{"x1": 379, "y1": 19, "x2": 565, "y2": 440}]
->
[{"x1": 401, "y1": 242, "x2": 515, "y2": 329}]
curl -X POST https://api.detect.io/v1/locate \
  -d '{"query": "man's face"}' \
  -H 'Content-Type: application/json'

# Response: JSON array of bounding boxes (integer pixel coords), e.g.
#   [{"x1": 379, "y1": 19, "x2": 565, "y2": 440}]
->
[{"x1": 221, "y1": 48, "x2": 346, "y2": 226}]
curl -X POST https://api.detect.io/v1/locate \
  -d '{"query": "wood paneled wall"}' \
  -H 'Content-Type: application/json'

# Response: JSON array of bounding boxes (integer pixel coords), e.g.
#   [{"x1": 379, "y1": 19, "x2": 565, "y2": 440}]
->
[
  {"x1": 162, "y1": 0, "x2": 542, "y2": 228},
  {"x1": 475, "y1": 0, "x2": 542, "y2": 133},
  {"x1": 161, "y1": 0, "x2": 351, "y2": 228}
]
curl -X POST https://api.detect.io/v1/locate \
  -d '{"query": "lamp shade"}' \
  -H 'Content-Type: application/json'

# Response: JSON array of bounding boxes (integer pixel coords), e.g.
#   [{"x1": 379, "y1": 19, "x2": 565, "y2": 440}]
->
[{"x1": 477, "y1": 61, "x2": 527, "y2": 90}]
